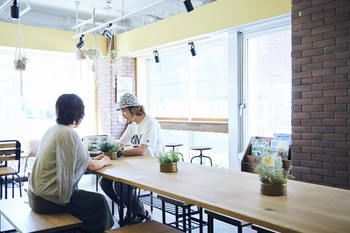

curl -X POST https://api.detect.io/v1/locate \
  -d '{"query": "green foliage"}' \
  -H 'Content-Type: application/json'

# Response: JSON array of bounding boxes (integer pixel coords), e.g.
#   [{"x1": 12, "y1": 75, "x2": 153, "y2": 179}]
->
[
  {"x1": 255, "y1": 155, "x2": 293, "y2": 185},
  {"x1": 99, "y1": 141, "x2": 118, "y2": 153},
  {"x1": 157, "y1": 151, "x2": 181, "y2": 164}
]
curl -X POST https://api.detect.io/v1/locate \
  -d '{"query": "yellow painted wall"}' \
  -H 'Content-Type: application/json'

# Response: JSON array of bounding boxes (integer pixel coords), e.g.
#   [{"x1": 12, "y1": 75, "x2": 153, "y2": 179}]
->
[
  {"x1": 116, "y1": 0, "x2": 291, "y2": 55},
  {"x1": 0, "y1": 21, "x2": 107, "y2": 54}
]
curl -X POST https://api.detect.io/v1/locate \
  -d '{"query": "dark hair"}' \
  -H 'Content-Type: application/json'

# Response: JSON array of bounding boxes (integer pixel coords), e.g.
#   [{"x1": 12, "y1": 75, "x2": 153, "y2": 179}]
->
[
  {"x1": 56, "y1": 94, "x2": 85, "y2": 125},
  {"x1": 127, "y1": 105, "x2": 145, "y2": 116}
]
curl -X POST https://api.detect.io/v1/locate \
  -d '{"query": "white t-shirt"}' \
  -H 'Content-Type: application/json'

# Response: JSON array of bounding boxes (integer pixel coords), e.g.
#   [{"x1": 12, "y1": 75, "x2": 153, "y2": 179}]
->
[
  {"x1": 119, "y1": 115, "x2": 163, "y2": 156},
  {"x1": 29, "y1": 124, "x2": 89, "y2": 204}
]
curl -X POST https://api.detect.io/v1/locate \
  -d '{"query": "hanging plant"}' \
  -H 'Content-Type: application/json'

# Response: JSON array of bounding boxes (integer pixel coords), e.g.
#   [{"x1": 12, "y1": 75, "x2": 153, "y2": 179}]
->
[
  {"x1": 14, "y1": 21, "x2": 27, "y2": 71},
  {"x1": 14, "y1": 20, "x2": 27, "y2": 97}
]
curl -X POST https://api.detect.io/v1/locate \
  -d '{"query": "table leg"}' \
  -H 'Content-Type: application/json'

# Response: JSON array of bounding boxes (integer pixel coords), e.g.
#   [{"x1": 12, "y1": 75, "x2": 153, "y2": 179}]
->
[{"x1": 118, "y1": 183, "x2": 125, "y2": 226}]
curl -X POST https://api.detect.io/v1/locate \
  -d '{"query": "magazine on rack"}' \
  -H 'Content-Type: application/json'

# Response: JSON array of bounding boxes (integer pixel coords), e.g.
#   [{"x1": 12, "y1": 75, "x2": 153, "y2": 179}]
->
[{"x1": 271, "y1": 133, "x2": 291, "y2": 159}]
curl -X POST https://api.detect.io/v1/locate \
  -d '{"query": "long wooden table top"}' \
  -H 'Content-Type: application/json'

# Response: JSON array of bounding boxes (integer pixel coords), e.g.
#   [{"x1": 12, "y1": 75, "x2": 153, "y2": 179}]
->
[{"x1": 96, "y1": 156, "x2": 350, "y2": 233}]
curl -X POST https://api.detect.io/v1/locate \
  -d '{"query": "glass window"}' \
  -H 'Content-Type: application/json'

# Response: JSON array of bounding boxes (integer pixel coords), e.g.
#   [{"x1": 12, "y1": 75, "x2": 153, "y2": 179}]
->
[
  {"x1": 243, "y1": 27, "x2": 291, "y2": 145},
  {"x1": 162, "y1": 129, "x2": 229, "y2": 168},
  {"x1": 0, "y1": 47, "x2": 97, "y2": 141},
  {"x1": 148, "y1": 37, "x2": 228, "y2": 121}
]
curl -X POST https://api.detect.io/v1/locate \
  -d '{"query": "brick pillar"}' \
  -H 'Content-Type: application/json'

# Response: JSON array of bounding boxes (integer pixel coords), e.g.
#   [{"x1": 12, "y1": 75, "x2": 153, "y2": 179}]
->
[
  {"x1": 96, "y1": 57, "x2": 136, "y2": 139},
  {"x1": 292, "y1": 0, "x2": 350, "y2": 188}
]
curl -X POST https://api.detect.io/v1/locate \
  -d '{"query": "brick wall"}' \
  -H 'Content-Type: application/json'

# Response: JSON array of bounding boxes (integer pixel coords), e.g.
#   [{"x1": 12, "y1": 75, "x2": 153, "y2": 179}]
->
[
  {"x1": 292, "y1": 0, "x2": 350, "y2": 188},
  {"x1": 96, "y1": 57, "x2": 136, "y2": 139}
]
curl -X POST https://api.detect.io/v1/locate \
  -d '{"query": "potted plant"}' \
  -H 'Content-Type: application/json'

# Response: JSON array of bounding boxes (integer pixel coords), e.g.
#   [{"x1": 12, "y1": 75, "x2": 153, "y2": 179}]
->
[
  {"x1": 255, "y1": 155, "x2": 292, "y2": 196},
  {"x1": 157, "y1": 151, "x2": 181, "y2": 173},
  {"x1": 99, "y1": 141, "x2": 119, "y2": 160}
]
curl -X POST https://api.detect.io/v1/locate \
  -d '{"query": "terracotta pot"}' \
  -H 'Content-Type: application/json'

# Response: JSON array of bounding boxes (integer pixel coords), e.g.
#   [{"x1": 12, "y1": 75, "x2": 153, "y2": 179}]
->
[
  {"x1": 260, "y1": 183, "x2": 287, "y2": 196},
  {"x1": 160, "y1": 162, "x2": 177, "y2": 173}
]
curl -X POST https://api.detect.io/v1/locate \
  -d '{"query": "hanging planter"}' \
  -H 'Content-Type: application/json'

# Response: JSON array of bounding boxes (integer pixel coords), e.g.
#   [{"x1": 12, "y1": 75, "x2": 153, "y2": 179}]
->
[
  {"x1": 14, "y1": 20, "x2": 28, "y2": 71},
  {"x1": 14, "y1": 56, "x2": 27, "y2": 71},
  {"x1": 14, "y1": 20, "x2": 27, "y2": 97}
]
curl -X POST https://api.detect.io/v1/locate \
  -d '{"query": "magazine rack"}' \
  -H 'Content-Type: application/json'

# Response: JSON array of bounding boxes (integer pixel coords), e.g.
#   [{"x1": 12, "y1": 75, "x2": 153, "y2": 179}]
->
[{"x1": 241, "y1": 136, "x2": 291, "y2": 173}]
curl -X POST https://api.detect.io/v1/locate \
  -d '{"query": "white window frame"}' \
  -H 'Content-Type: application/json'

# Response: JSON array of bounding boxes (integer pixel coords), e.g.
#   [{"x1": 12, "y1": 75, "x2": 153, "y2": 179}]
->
[{"x1": 227, "y1": 13, "x2": 291, "y2": 170}]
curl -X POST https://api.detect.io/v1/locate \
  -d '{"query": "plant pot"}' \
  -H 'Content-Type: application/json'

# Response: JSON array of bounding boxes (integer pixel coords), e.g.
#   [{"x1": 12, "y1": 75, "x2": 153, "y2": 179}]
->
[
  {"x1": 160, "y1": 162, "x2": 177, "y2": 173},
  {"x1": 260, "y1": 183, "x2": 286, "y2": 196},
  {"x1": 105, "y1": 152, "x2": 117, "y2": 160}
]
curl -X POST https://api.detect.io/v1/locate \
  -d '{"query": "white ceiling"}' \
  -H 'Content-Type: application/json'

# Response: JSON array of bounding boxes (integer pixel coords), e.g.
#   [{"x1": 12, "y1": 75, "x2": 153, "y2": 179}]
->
[{"x1": 0, "y1": 0, "x2": 215, "y2": 34}]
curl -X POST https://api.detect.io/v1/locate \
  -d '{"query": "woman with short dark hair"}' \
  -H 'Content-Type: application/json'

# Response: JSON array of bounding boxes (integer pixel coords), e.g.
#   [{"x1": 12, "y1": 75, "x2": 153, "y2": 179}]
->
[{"x1": 28, "y1": 93, "x2": 114, "y2": 233}]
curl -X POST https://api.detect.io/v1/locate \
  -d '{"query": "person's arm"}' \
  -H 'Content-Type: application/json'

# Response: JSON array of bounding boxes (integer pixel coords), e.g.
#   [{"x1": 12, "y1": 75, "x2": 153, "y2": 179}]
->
[
  {"x1": 120, "y1": 144, "x2": 147, "y2": 157},
  {"x1": 87, "y1": 155, "x2": 112, "y2": 171}
]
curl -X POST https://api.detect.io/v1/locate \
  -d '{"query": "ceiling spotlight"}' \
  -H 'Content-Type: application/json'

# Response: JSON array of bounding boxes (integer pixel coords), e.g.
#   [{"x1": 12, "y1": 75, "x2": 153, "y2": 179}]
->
[
  {"x1": 153, "y1": 50, "x2": 160, "y2": 63},
  {"x1": 183, "y1": 0, "x2": 194, "y2": 12},
  {"x1": 11, "y1": 0, "x2": 19, "y2": 19},
  {"x1": 189, "y1": 42, "x2": 196, "y2": 56},
  {"x1": 76, "y1": 34, "x2": 85, "y2": 49},
  {"x1": 102, "y1": 23, "x2": 113, "y2": 40}
]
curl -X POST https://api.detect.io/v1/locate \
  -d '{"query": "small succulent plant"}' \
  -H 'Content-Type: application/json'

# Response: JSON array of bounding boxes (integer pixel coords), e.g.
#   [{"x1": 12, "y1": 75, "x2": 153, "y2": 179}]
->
[{"x1": 157, "y1": 151, "x2": 181, "y2": 164}]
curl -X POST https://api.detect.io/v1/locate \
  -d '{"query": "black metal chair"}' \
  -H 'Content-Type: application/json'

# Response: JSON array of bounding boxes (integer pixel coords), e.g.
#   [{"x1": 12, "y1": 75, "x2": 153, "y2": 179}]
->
[
  {"x1": 205, "y1": 210, "x2": 251, "y2": 233},
  {"x1": 0, "y1": 140, "x2": 22, "y2": 199}
]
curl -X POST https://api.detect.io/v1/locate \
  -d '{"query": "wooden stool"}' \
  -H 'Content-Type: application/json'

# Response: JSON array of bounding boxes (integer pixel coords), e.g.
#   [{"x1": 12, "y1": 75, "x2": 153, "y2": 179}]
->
[
  {"x1": 165, "y1": 143, "x2": 184, "y2": 161},
  {"x1": 0, "y1": 198, "x2": 82, "y2": 233},
  {"x1": 190, "y1": 146, "x2": 212, "y2": 166},
  {"x1": 205, "y1": 210, "x2": 251, "y2": 233},
  {"x1": 106, "y1": 220, "x2": 183, "y2": 233}
]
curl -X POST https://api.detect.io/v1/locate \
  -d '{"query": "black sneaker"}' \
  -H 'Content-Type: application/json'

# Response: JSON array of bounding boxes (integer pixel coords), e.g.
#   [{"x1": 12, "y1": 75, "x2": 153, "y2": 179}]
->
[{"x1": 133, "y1": 210, "x2": 151, "y2": 224}]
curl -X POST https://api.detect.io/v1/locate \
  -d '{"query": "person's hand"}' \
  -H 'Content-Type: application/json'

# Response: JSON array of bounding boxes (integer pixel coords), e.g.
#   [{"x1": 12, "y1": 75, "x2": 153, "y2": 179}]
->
[
  {"x1": 101, "y1": 155, "x2": 112, "y2": 166},
  {"x1": 92, "y1": 154, "x2": 105, "y2": 160}
]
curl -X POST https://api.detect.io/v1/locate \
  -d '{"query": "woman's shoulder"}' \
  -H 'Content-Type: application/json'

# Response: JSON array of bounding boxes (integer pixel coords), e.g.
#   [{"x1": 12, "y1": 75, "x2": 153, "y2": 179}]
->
[{"x1": 54, "y1": 125, "x2": 80, "y2": 140}]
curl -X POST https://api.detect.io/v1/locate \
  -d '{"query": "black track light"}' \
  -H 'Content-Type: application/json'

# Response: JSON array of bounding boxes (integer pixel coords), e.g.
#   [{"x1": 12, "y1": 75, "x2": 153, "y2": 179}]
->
[
  {"x1": 183, "y1": 0, "x2": 194, "y2": 12},
  {"x1": 102, "y1": 23, "x2": 113, "y2": 40},
  {"x1": 76, "y1": 35, "x2": 85, "y2": 49},
  {"x1": 189, "y1": 42, "x2": 196, "y2": 56},
  {"x1": 11, "y1": 0, "x2": 19, "y2": 19},
  {"x1": 153, "y1": 50, "x2": 160, "y2": 63}
]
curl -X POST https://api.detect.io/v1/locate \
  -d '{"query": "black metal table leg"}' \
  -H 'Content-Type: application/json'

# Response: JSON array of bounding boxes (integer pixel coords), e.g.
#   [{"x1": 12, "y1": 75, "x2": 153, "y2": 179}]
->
[
  {"x1": 182, "y1": 206, "x2": 186, "y2": 232},
  {"x1": 5, "y1": 176, "x2": 7, "y2": 199},
  {"x1": 126, "y1": 185, "x2": 132, "y2": 224},
  {"x1": 118, "y1": 183, "x2": 125, "y2": 226},
  {"x1": 188, "y1": 206, "x2": 191, "y2": 233},
  {"x1": 199, "y1": 207, "x2": 203, "y2": 233},
  {"x1": 207, "y1": 214, "x2": 214, "y2": 233},
  {"x1": 162, "y1": 200, "x2": 166, "y2": 224}
]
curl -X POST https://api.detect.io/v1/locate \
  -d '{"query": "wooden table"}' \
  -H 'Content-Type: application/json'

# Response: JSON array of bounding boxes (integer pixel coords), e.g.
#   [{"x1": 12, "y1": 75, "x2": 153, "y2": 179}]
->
[{"x1": 96, "y1": 156, "x2": 350, "y2": 233}]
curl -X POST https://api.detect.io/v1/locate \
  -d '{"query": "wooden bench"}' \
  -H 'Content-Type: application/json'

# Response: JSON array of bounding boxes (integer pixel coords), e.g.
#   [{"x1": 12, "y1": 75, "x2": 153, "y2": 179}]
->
[
  {"x1": 106, "y1": 220, "x2": 182, "y2": 233},
  {"x1": 0, "y1": 198, "x2": 82, "y2": 233}
]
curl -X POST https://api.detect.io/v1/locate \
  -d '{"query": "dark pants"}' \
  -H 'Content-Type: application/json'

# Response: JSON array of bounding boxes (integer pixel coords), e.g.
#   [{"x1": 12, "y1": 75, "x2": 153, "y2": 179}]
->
[
  {"x1": 28, "y1": 189, "x2": 114, "y2": 233},
  {"x1": 100, "y1": 178, "x2": 145, "y2": 218}
]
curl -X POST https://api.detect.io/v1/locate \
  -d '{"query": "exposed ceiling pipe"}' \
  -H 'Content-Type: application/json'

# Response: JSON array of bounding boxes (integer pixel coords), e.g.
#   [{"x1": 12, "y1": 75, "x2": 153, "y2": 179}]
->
[
  {"x1": 0, "y1": 0, "x2": 12, "y2": 14},
  {"x1": 72, "y1": 0, "x2": 168, "y2": 39},
  {"x1": 20, "y1": 0, "x2": 31, "y2": 17},
  {"x1": 0, "y1": 0, "x2": 30, "y2": 17}
]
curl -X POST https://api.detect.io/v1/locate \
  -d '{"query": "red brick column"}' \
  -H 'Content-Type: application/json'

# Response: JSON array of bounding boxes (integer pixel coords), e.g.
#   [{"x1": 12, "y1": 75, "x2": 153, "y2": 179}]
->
[
  {"x1": 292, "y1": 0, "x2": 350, "y2": 188},
  {"x1": 96, "y1": 57, "x2": 136, "y2": 139}
]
